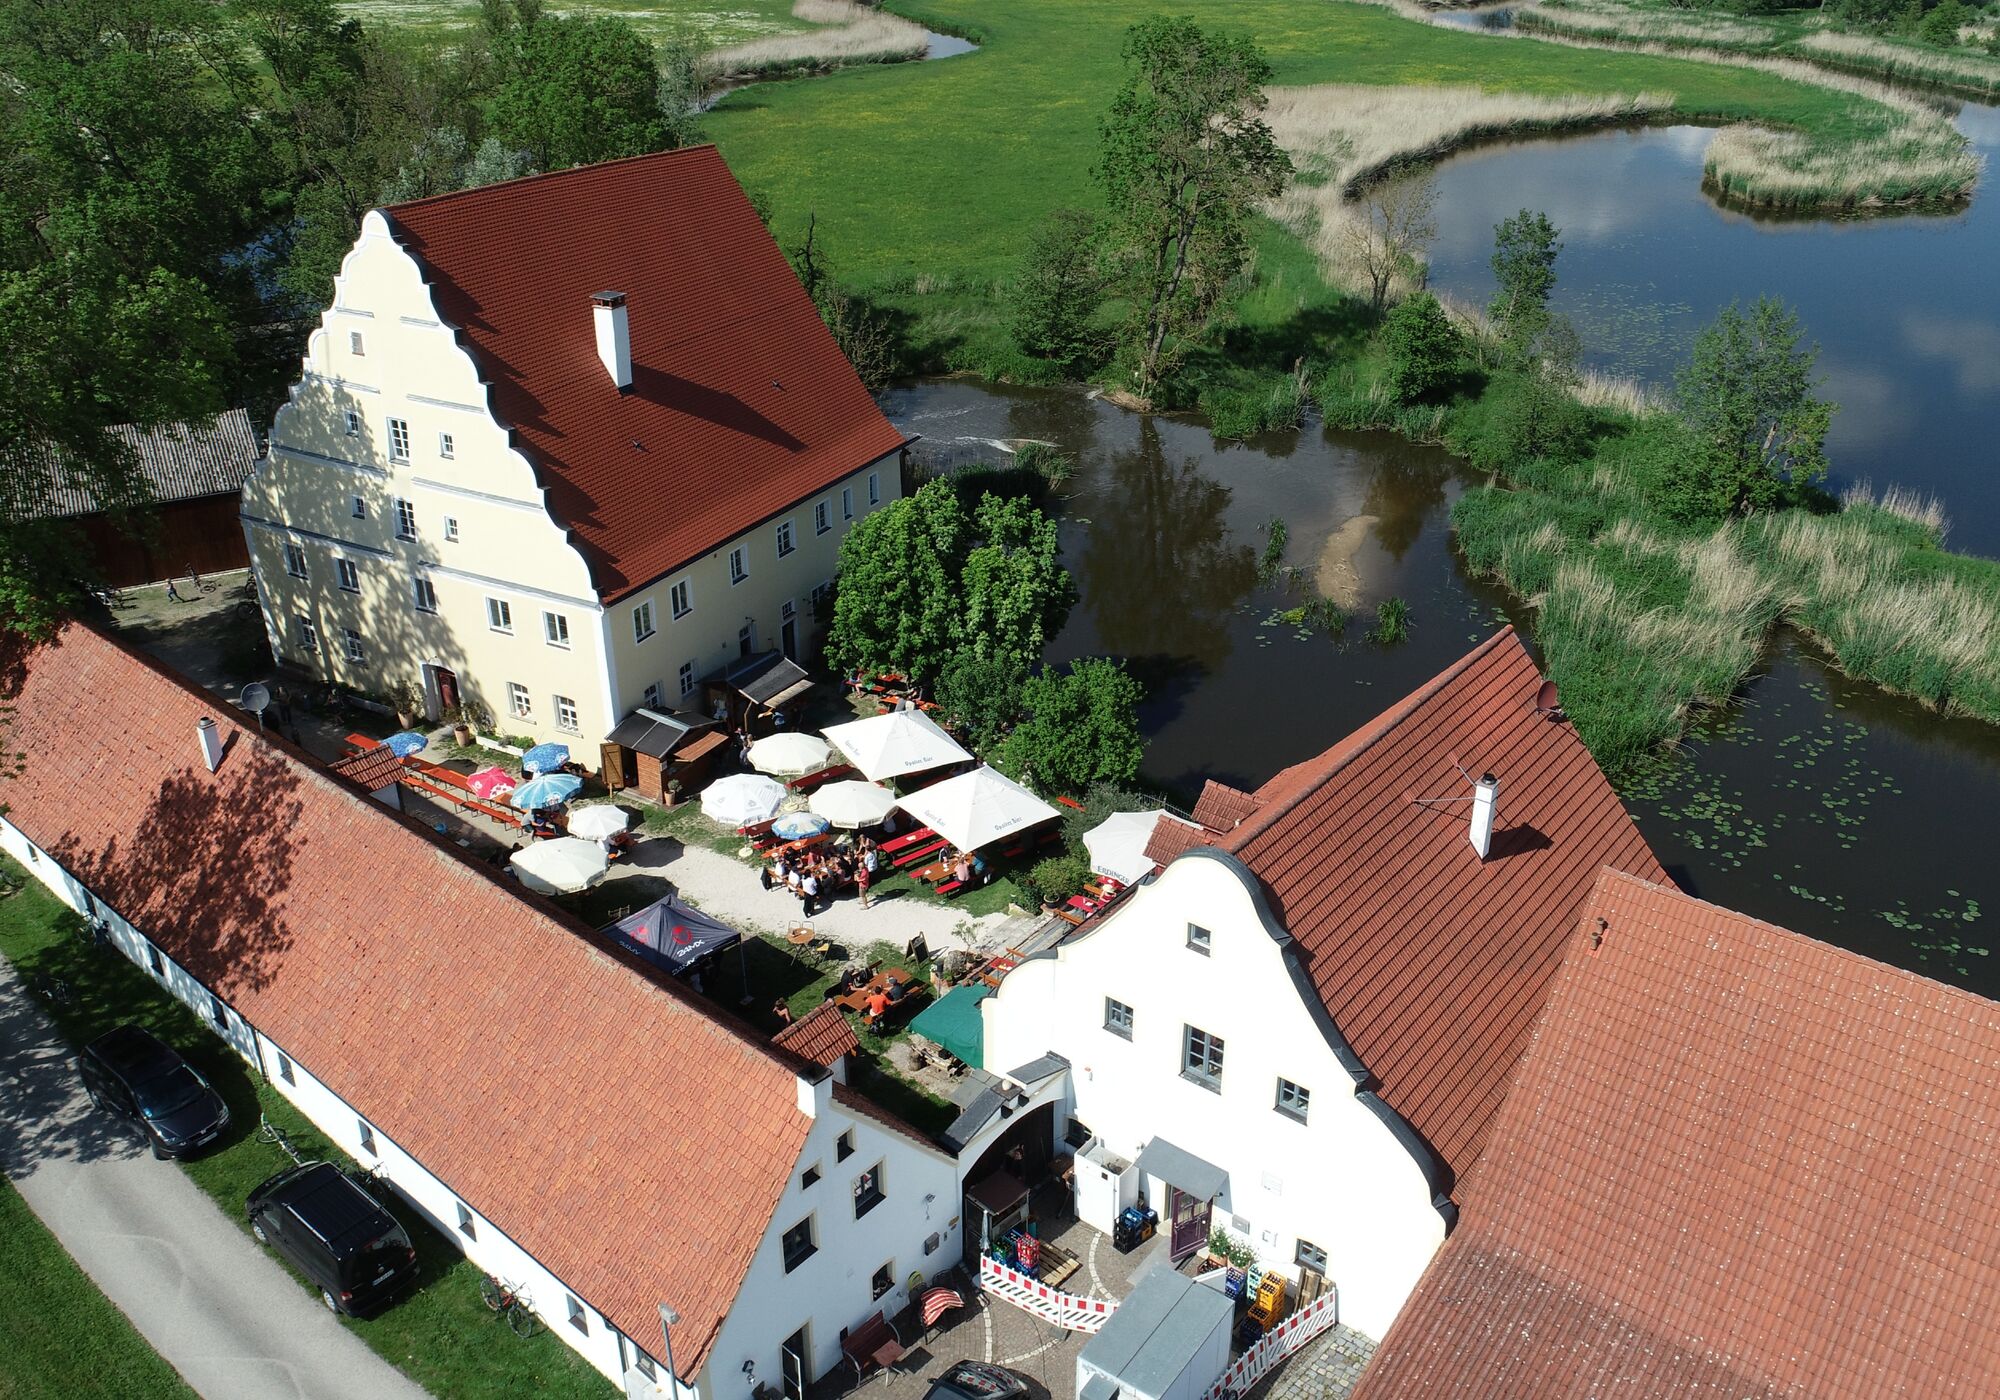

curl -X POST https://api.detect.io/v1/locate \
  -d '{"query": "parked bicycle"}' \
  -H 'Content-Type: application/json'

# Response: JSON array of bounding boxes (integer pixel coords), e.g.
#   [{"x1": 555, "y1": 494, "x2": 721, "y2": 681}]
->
[
  {"x1": 258, "y1": 1113, "x2": 304, "y2": 1165},
  {"x1": 233, "y1": 576, "x2": 260, "y2": 620},
  {"x1": 479, "y1": 1276, "x2": 539, "y2": 1337},
  {"x1": 28, "y1": 972, "x2": 73, "y2": 1009}
]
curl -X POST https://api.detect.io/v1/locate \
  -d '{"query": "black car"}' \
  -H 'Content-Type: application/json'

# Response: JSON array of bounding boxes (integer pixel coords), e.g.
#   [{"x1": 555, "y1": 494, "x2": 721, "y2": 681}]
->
[
  {"x1": 78, "y1": 1025, "x2": 230, "y2": 1159},
  {"x1": 247, "y1": 1162, "x2": 419, "y2": 1317},
  {"x1": 923, "y1": 1362, "x2": 1031, "y2": 1400}
]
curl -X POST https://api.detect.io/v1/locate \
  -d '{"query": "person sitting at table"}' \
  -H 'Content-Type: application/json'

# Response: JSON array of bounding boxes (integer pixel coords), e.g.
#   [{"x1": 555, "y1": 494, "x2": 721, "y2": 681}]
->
[
  {"x1": 952, "y1": 853, "x2": 972, "y2": 886},
  {"x1": 886, "y1": 975, "x2": 910, "y2": 1004},
  {"x1": 865, "y1": 987, "x2": 891, "y2": 1029},
  {"x1": 773, "y1": 999, "x2": 794, "y2": 1028}
]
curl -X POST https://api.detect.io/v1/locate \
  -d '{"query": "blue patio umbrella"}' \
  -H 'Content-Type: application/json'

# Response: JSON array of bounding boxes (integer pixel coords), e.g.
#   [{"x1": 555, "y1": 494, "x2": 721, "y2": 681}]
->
[
  {"x1": 383, "y1": 731, "x2": 428, "y2": 758},
  {"x1": 510, "y1": 772, "x2": 583, "y2": 810},
  {"x1": 772, "y1": 811, "x2": 830, "y2": 841},
  {"x1": 520, "y1": 742, "x2": 570, "y2": 776}
]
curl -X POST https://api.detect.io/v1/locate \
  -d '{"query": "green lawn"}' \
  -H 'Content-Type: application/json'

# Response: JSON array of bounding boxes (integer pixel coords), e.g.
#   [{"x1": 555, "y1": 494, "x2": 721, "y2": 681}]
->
[
  {"x1": 0, "y1": 1179, "x2": 199, "y2": 1400},
  {"x1": 0, "y1": 864, "x2": 613, "y2": 1400}
]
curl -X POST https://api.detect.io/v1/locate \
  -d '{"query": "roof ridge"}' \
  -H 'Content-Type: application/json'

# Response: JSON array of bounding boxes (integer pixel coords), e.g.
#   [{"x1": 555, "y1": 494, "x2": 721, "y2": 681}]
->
[
  {"x1": 1225, "y1": 626, "x2": 1521, "y2": 855},
  {"x1": 382, "y1": 144, "x2": 722, "y2": 218}
]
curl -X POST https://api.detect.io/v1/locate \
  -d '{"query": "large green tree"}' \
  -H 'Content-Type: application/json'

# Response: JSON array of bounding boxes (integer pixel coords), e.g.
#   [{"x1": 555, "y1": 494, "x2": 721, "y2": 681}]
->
[
  {"x1": 934, "y1": 652, "x2": 1028, "y2": 755},
  {"x1": 960, "y1": 493, "x2": 1077, "y2": 671},
  {"x1": 1673, "y1": 297, "x2": 1835, "y2": 517},
  {"x1": 1380, "y1": 293, "x2": 1464, "y2": 404},
  {"x1": 1096, "y1": 17, "x2": 1290, "y2": 400},
  {"x1": 488, "y1": 10, "x2": 666, "y2": 171},
  {"x1": 996, "y1": 658, "x2": 1146, "y2": 796},
  {"x1": 1489, "y1": 209, "x2": 1561, "y2": 359}
]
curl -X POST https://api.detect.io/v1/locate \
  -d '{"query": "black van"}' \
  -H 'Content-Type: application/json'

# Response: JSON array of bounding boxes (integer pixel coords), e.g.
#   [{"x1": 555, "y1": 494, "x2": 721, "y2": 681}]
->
[
  {"x1": 246, "y1": 1163, "x2": 419, "y2": 1316},
  {"x1": 78, "y1": 1025, "x2": 230, "y2": 1159}
]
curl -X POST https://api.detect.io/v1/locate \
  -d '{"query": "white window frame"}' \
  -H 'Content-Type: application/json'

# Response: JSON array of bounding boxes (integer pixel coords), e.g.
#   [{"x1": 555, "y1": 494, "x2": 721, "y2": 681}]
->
[
  {"x1": 678, "y1": 662, "x2": 695, "y2": 697},
  {"x1": 816, "y1": 501, "x2": 830, "y2": 535},
  {"x1": 670, "y1": 579, "x2": 691, "y2": 618},
  {"x1": 341, "y1": 628, "x2": 364, "y2": 664},
  {"x1": 729, "y1": 547, "x2": 748, "y2": 585},
  {"x1": 841, "y1": 487, "x2": 854, "y2": 521},
  {"x1": 543, "y1": 611, "x2": 570, "y2": 649},
  {"x1": 413, "y1": 576, "x2": 437, "y2": 614},
  {"x1": 1182, "y1": 1024, "x2": 1224, "y2": 1092},
  {"x1": 1187, "y1": 922, "x2": 1212, "y2": 955},
  {"x1": 1105, "y1": 996, "x2": 1134, "y2": 1040},
  {"x1": 276, "y1": 1051, "x2": 295, "y2": 1086},
  {"x1": 633, "y1": 600, "x2": 656, "y2": 643},
  {"x1": 344, "y1": 411, "x2": 361, "y2": 438},
  {"x1": 776, "y1": 520, "x2": 796, "y2": 558},
  {"x1": 437, "y1": 431, "x2": 455, "y2": 460},
  {"x1": 284, "y1": 542, "x2": 308, "y2": 580},
  {"x1": 387, "y1": 418, "x2": 410, "y2": 464},
  {"x1": 554, "y1": 694, "x2": 580, "y2": 734},
  {"x1": 350, "y1": 494, "x2": 367, "y2": 519},
  {"x1": 349, "y1": 330, "x2": 365, "y2": 357},
  {"x1": 443, "y1": 516, "x2": 459, "y2": 543},
  {"x1": 1297, "y1": 1238, "x2": 1329, "y2": 1273},
  {"x1": 868, "y1": 472, "x2": 880, "y2": 505},
  {"x1": 487, "y1": 598, "x2": 513, "y2": 634},
  {"x1": 394, "y1": 497, "x2": 417, "y2": 541},
  {"x1": 336, "y1": 558, "x2": 359, "y2": 593},
  {"x1": 642, "y1": 682, "x2": 663, "y2": 709},
  {"x1": 455, "y1": 1201, "x2": 477, "y2": 1240},
  {"x1": 1275, "y1": 1077, "x2": 1311, "y2": 1124},
  {"x1": 294, "y1": 615, "x2": 318, "y2": 653},
  {"x1": 508, "y1": 683, "x2": 532, "y2": 720}
]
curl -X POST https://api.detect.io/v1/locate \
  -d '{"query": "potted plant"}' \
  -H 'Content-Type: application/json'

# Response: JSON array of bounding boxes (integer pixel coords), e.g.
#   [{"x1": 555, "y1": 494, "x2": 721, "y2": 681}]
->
[
  {"x1": 449, "y1": 700, "x2": 490, "y2": 748},
  {"x1": 665, "y1": 777, "x2": 684, "y2": 809},
  {"x1": 389, "y1": 678, "x2": 424, "y2": 729}
]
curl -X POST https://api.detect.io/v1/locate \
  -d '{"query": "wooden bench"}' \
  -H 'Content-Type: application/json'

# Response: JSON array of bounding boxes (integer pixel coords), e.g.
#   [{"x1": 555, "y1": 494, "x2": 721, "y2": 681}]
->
[
  {"x1": 787, "y1": 762, "x2": 856, "y2": 795},
  {"x1": 400, "y1": 762, "x2": 522, "y2": 828},
  {"x1": 878, "y1": 825, "x2": 938, "y2": 856},
  {"x1": 841, "y1": 1311, "x2": 906, "y2": 1381},
  {"x1": 892, "y1": 837, "x2": 949, "y2": 869},
  {"x1": 344, "y1": 732, "x2": 384, "y2": 753}
]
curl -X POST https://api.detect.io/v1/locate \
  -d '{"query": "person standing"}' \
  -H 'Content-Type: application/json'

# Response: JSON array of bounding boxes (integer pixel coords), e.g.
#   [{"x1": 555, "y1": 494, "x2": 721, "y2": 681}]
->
[
  {"x1": 802, "y1": 869, "x2": 820, "y2": 915},
  {"x1": 856, "y1": 858, "x2": 872, "y2": 910}
]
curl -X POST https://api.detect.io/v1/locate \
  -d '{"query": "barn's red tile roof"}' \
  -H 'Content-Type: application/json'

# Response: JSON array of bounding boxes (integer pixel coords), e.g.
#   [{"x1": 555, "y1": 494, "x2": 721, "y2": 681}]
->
[
  {"x1": 1353, "y1": 869, "x2": 2000, "y2": 1398},
  {"x1": 0, "y1": 622, "x2": 814, "y2": 1373},
  {"x1": 385, "y1": 148, "x2": 908, "y2": 601},
  {"x1": 774, "y1": 1002, "x2": 859, "y2": 1068},
  {"x1": 1215, "y1": 628, "x2": 1666, "y2": 1188},
  {"x1": 328, "y1": 745, "x2": 406, "y2": 794}
]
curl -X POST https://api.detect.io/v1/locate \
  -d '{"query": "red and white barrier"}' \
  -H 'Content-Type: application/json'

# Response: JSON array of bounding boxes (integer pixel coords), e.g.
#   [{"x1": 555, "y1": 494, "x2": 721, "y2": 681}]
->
[
  {"x1": 975, "y1": 1255, "x2": 1118, "y2": 1333},
  {"x1": 1201, "y1": 1288, "x2": 1341, "y2": 1400}
]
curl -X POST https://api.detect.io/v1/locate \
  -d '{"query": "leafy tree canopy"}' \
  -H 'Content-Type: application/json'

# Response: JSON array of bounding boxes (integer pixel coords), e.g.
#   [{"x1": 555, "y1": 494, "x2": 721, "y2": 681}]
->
[
  {"x1": 1380, "y1": 292, "x2": 1465, "y2": 404},
  {"x1": 1489, "y1": 209, "x2": 1561, "y2": 359},
  {"x1": 1010, "y1": 207, "x2": 1106, "y2": 372},
  {"x1": 1674, "y1": 297, "x2": 1834, "y2": 517},
  {"x1": 488, "y1": 9, "x2": 667, "y2": 171},
  {"x1": 934, "y1": 652, "x2": 1028, "y2": 755},
  {"x1": 996, "y1": 658, "x2": 1146, "y2": 797}
]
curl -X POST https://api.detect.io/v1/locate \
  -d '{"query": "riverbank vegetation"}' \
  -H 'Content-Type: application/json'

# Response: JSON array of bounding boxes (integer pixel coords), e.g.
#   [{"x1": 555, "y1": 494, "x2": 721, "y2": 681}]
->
[{"x1": 709, "y1": 0, "x2": 928, "y2": 79}]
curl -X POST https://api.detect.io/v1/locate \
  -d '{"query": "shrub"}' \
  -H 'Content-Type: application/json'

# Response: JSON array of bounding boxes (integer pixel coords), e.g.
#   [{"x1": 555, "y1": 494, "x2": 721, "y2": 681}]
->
[
  {"x1": 1380, "y1": 293, "x2": 1465, "y2": 404},
  {"x1": 1370, "y1": 596, "x2": 1412, "y2": 643},
  {"x1": 1059, "y1": 780, "x2": 1172, "y2": 850},
  {"x1": 1010, "y1": 207, "x2": 1106, "y2": 372},
  {"x1": 1014, "y1": 442, "x2": 1076, "y2": 491},
  {"x1": 995, "y1": 658, "x2": 1146, "y2": 795},
  {"x1": 1024, "y1": 853, "x2": 1091, "y2": 907}
]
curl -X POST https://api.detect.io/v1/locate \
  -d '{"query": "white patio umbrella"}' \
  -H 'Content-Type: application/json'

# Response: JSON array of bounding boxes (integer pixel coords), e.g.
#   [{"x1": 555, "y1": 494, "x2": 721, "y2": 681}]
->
[
  {"x1": 821, "y1": 709, "x2": 972, "y2": 783},
  {"x1": 701, "y1": 773, "x2": 788, "y2": 828},
  {"x1": 1082, "y1": 809, "x2": 1189, "y2": 885},
  {"x1": 748, "y1": 732, "x2": 832, "y2": 776},
  {"x1": 893, "y1": 765, "x2": 1060, "y2": 853},
  {"x1": 510, "y1": 837, "x2": 609, "y2": 895},
  {"x1": 566, "y1": 805, "x2": 630, "y2": 841},
  {"x1": 809, "y1": 780, "x2": 900, "y2": 830}
]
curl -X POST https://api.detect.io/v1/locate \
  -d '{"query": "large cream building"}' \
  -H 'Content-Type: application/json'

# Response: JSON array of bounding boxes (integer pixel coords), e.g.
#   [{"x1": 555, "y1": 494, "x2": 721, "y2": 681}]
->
[{"x1": 244, "y1": 147, "x2": 908, "y2": 750}]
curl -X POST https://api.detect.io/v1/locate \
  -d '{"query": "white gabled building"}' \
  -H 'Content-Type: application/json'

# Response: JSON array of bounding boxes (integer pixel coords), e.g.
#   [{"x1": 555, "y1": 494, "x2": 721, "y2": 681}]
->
[
  {"x1": 980, "y1": 629, "x2": 1668, "y2": 1340},
  {"x1": 0, "y1": 621, "x2": 956, "y2": 1399}
]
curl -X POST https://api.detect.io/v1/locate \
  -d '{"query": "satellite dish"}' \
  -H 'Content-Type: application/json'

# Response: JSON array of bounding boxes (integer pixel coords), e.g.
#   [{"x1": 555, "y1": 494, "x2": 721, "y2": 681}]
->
[
  {"x1": 240, "y1": 683, "x2": 271, "y2": 732},
  {"x1": 1534, "y1": 679, "x2": 1563, "y2": 719}
]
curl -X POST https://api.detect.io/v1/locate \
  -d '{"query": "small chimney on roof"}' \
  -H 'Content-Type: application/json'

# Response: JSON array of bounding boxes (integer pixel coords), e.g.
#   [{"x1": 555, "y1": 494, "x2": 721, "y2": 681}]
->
[
  {"x1": 591, "y1": 290, "x2": 632, "y2": 391},
  {"x1": 196, "y1": 716, "x2": 224, "y2": 774},
  {"x1": 1469, "y1": 772, "x2": 1499, "y2": 860}
]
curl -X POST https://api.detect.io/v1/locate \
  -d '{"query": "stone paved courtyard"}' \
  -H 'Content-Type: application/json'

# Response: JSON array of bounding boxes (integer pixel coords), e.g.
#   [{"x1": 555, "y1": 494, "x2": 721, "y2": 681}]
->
[{"x1": 1248, "y1": 1322, "x2": 1378, "y2": 1400}]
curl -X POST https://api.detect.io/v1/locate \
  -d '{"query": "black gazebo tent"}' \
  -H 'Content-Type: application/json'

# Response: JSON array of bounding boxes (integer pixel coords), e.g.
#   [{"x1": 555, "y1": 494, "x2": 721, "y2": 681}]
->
[{"x1": 601, "y1": 896, "x2": 743, "y2": 979}]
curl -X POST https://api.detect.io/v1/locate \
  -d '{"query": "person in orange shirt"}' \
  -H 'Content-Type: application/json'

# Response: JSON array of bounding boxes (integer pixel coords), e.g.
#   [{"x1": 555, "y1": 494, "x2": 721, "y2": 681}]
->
[{"x1": 865, "y1": 988, "x2": 890, "y2": 1029}]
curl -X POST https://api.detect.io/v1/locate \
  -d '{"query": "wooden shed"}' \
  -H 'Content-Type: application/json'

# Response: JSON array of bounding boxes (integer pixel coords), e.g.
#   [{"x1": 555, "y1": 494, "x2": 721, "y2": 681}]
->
[{"x1": 600, "y1": 707, "x2": 729, "y2": 803}]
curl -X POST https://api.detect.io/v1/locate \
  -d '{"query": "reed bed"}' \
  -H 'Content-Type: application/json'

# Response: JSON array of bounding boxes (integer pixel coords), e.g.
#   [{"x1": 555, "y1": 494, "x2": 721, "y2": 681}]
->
[
  {"x1": 1519, "y1": 1, "x2": 1781, "y2": 51},
  {"x1": 1705, "y1": 107, "x2": 1980, "y2": 209},
  {"x1": 710, "y1": 0, "x2": 927, "y2": 77},
  {"x1": 1796, "y1": 31, "x2": 2000, "y2": 100}
]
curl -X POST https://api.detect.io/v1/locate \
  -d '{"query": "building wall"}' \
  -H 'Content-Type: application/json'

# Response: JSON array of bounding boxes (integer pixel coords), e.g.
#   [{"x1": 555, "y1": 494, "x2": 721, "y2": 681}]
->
[
  {"x1": 247, "y1": 208, "x2": 904, "y2": 750},
  {"x1": 980, "y1": 854, "x2": 1448, "y2": 1341},
  {"x1": 79, "y1": 492, "x2": 251, "y2": 590},
  {"x1": 703, "y1": 1078, "x2": 960, "y2": 1400},
  {"x1": 596, "y1": 456, "x2": 898, "y2": 719}
]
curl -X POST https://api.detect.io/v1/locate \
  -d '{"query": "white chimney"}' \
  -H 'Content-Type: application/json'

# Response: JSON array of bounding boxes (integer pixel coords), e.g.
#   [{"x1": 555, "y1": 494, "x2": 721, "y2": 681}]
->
[
  {"x1": 591, "y1": 290, "x2": 632, "y2": 390},
  {"x1": 1469, "y1": 773, "x2": 1499, "y2": 860},
  {"x1": 196, "y1": 717, "x2": 224, "y2": 773}
]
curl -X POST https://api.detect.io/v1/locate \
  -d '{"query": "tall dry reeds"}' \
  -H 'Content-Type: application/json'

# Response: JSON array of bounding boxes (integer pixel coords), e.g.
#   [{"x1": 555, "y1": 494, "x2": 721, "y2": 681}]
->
[
  {"x1": 1797, "y1": 30, "x2": 2000, "y2": 98},
  {"x1": 710, "y1": 0, "x2": 928, "y2": 78}
]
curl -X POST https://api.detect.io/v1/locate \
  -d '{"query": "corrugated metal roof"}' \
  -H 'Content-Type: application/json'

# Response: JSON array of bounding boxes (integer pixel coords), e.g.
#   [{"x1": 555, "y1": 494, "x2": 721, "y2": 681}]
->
[{"x1": 11, "y1": 409, "x2": 258, "y2": 518}]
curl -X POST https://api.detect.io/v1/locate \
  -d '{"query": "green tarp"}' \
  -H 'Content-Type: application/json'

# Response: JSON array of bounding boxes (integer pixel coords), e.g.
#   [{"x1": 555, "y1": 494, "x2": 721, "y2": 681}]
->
[{"x1": 909, "y1": 983, "x2": 990, "y2": 1069}]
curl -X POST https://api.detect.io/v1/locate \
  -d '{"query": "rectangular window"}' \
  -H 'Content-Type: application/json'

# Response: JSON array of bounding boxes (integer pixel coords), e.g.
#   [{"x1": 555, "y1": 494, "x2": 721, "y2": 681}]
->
[
  {"x1": 1296, "y1": 1238, "x2": 1329, "y2": 1274},
  {"x1": 276, "y1": 1051, "x2": 295, "y2": 1086},
  {"x1": 394, "y1": 497, "x2": 416, "y2": 540},
  {"x1": 566, "y1": 1294, "x2": 587, "y2": 1335},
  {"x1": 294, "y1": 615, "x2": 318, "y2": 653},
  {"x1": 678, "y1": 662, "x2": 695, "y2": 697},
  {"x1": 336, "y1": 558, "x2": 359, "y2": 593},
  {"x1": 852, "y1": 1162, "x2": 886, "y2": 1219},
  {"x1": 349, "y1": 330, "x2": 365, "y2": 356},
  {"x1": 443, "y1": 516, "x2": 459, "y2": 543},
  {"x1": 455, "y1": 1201, "x2": 476, "y2": 1240},
  {"x1": 412, "y1": 576, "x2": 437, "y2": 613},
  {"x1": 729, "y1": 547, "x2": 748, "y2": 584},
  {"x1": 147, "y1": 945, "x2": 164, "y2": 977},
  {"x1": 871, "y1": 1263, "x2": 894, "y2": 1301},
  {"x1": 350, "y1": 494, "x2": 366, "y2": 518},
  {"x1": 387, "y1": 418, "x2": 410, "y2": 463},
  {"x1": 782, "y1": 1216, "x2": 817, "y2": 1273},
  {"x1": 344, "y1": 411, "x2": 361, "y2": 438},
  {"x1": 633, "y1": 1355, "x2": 657, "y2": 1383},
  {"x1": 836, "y1": 1129, "x2": 854, "y2": 1162},
  {"x1": 358, "y1": 1120, "x2": 377, "y2": 1156},
  {"x1": 841, "y1": 487, "x2": 854, "y2": 520},
  {"x1": 670, "y1": 579, "x2": 691, "y2": 618},
  {"x1": 814, "y1": 502, "x2": 830, "y2": 535},
  {"x1": 487, "y1": 598, "x2": 512, "y2": 633},
  {"x1": 642, "y1": 682, "x2": 662, "y2": 710},
  {"x1": 633, "y1": 600, "x2": 656, "y2": 643},
  {"x1": 284, "y1": 542, "x2": 308, "y2": 580},
  {"x1": 1187, "y1": 923, "x2": 1212, "y2": 956},
  {"x1": 1276, "y1": 1078, "x2": 1311, "y2": 1124},
  {"x1": 555, "y1": 695, "x2": 579, "y2": 733},
  {"x1": 868, "y1": 472, "x2": 880, "y2": 505},
  {"x1": 776, "y1": 520, "x2": 796, "y2": 557},
  {"x1": 1105, "y1": 997, "x2": 1135, "y2": 1040},
  {"x1": 508, "y1": 683, "x2": 532, "y2": 720},
  {"x1": 437, "y1": 432, "x2": 454, "y2": 460},
  {"x1": 210, "y1": 995, "x2": 228, "y2": 1028},
  {"x1": 543, "y1": 611, "x2": 570, "y2": 648},
  {"x1": 1183, "y1": 1025, "x2": 1225, "y2": 1092},
  {"x1": 341, "y1": 628, "x2": 364, "y2": 664},
  {"x1": 801, "y1": 1164, "x2": 821, "y2": 1189}
]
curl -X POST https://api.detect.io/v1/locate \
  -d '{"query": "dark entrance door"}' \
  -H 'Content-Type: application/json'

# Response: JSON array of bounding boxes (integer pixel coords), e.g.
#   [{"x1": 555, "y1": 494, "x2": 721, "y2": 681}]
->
[
  {"x1": 1169, "y1": 1187, "x2": 1211, "y2": 1261},
  {"x1": 781, "y1": 1325, "x2": 809, "y2": 1400},
  {"x1": 434, "y1": 667, "x2": 460, "y2": 712},
  {"x1": 781, "y1": 600, "x2": 798, "y2": 661}
]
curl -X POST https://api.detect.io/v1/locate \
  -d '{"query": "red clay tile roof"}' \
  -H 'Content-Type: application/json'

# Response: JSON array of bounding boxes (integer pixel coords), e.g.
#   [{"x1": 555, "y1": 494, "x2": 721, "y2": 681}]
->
[
  {"x1": 0, "y1": 622, "x2": 813, "y2": 1373},
  {"x1": 1219, "y1": 628, "x2": 1666, "y2": 1189},
  {"x1": 774, "y1": 1002, "x2": 859, "y2": 1068},
  {"x1": 328, "y1": 746, "x2": 406, "y2": 793},
  {"x1": 386, "y1": 148, "x2": 908, "y2": 601},
  {"x1": 1140, "y1": 812, "x2": 1209, "y2": 868},
  {"x1": 1353, "y1": 869, "x2": 2000, "y2": 1398},
  {"x1": 1189, "y1": 779, "x2": 1258, "y2": 832}
]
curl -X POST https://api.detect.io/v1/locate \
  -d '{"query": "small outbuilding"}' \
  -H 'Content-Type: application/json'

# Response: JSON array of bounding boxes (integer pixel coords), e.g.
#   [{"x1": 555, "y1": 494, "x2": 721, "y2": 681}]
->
[
  {"x1": 1075, "y1": 1270, "x2": 1233, "y2": 1400},
  {"x1": 599, "y1": 706, "x2": 726, "y2": 803}
]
